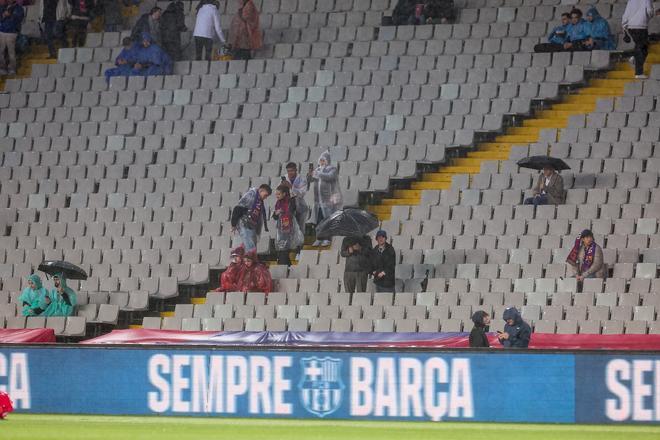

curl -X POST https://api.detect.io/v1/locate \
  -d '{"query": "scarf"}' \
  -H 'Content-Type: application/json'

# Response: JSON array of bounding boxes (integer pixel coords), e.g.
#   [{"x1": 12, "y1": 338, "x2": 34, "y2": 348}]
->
[
  {"x1": 275, "y1": 197, "x2": 292, "y2": 233},
  {"x1": 248, "y1": 193, "x2": 263, "y2": 227},
  {"x1": 566, "y1": 235, "x2": 596, "y2": 273}
]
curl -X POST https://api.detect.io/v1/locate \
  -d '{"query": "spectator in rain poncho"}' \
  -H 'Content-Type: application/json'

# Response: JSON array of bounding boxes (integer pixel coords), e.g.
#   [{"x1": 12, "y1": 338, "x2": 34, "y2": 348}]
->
[
  {"x1": 104, "y1": 37, "x2": 137, "y2": 80},
  {"x1": 534, "y1": 13, "x2": 571, "y2": 53},
  {"x1": 159, "y1": 0, "x2": 187, "y2": 61},
  {"x1": 229, "y1": 0, "x2": 262, "y2": 60},
  {"x1": 18, "y1": 274, "x2": 49, "y2": 317},
  {"x1": 44, "y1": 273, "x2": 77, "y2": 316},
  {"x1": 585, "y1": 7, "x2": 617, "y2": 50},
  {"x1": 564, "y1": 8, "x2": 590, "y2": 51},
  {"x1": 308, "y1": 151, "x2": 342, "y2": 247},
  {"x1": 231, "y1": 184, "x2": 272, "y2": 253},
  {"x1": 236, "y1": 251, "x2": 272, "y2": 294},
  {"x1": 272, "y1": 184, "x2": 304, "y2": 266},
  {"x1": 216, "y1": 245, "x2": 245, "y2": 292},
  {"x1": 282, "y1": 162, "x2": 308, "y2": 237},
  {"x1": 104, "y1": 33, "x2": 172, "y2": 80}
]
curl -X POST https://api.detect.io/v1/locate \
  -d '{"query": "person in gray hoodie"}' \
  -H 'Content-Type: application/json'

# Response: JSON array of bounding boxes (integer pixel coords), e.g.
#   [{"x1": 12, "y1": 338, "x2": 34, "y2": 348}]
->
[{"x1": 622, "y1": 0, "x2": 659, "y2": 78}]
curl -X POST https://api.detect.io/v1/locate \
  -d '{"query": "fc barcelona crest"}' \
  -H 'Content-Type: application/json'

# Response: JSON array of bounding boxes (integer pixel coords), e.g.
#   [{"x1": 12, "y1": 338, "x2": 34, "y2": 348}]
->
[{"x1": 298, "y1": 357, "x2": 344, "y2": 418}]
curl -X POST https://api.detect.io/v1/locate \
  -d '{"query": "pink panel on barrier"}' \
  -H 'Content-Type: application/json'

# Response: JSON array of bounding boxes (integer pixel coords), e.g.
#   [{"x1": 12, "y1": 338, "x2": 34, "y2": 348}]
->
[{"x1": 0, "y1": 329, "x2": 56, "y2": 343}]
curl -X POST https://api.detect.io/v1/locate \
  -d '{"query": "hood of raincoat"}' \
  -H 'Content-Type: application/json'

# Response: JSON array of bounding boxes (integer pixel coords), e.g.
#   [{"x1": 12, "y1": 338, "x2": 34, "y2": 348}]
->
[
  {"x1": 27, "y1": 274, "x2": 43, "y2": 290},
  {"x1": 502, "y1": 307, "x2": 522, "y2": 324},
  {"x1": 53, "y1": 272, "x2": 70, "y2": 290},
  {"x1": 471, "y1": 310, "x2": 489, "y2": 327},
  {"x1": 231, "y1": 245, "x2": 245, "y2": 257},
  {"x1": 318, "y1": 151, "x2": 331, "y2": 166},
  {"x1": 244, "y1": 250, "x2": 259, "y2": 263},
  {"x1": 585, "y1": 7, "x2": 602, "y2": 21},
  {"x1": 141, "y1": 32, "x2": 154, "y2": 44}
]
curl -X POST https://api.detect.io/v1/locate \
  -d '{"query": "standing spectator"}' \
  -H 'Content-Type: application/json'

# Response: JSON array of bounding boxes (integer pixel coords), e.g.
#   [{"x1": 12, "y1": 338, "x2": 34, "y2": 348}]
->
[
  {"x1": 523, "y1": 165, "x2": 565, "y2": 206},
  {"x1": 18, "y1": 274, "x2": 48, "y2": 317},
  {"x1": 40, "y1": 0, "x2": 70, "y2": 59},
  {"x1": 216, "y1": 245, "x2": 245, "y2": 292},
  {"x1": 340, "y1": 235, "x2": 372, "y2": 294},
  {"x1": 100, "y1": 0, "x2": 124, "y2": 32},
  {"x1": 469, "y1": 310, "x2": 491, "y2": 348},
  {"x1": 566, "y1": 229, "x2": 607, "y2": 281},
  {"x1": 69, "y1": 0, "x2": 94, "y2": 47},
  {"x1": 282, "y1": 162, "x2": 308, "y2": 238},
  {"x1": 424, "y1": 0, "x2": 455, "y2": 24},
  {"x1": 371, "y1": 230, "x2": 396, "y2": 293},
  {"x1": 231, "y1": 184, "x2": 272, "y2": 253},
  {"x1": 622, "y1": 0, "x2": 657, "y2": 79},
  {"x1": 534, "y1": 13, "x2": 570, "y2": 53},
  {"x1": 585, "y1": 7, "x2": 616, "y2": 50},
  {"x1": 308, "y1": 151, "x2": 342, "y2": 247},
  {"x1": 391, "y1": 0, "x2": 416, "y2": 26},
  {"x1": 0, "y1": 0, "x2": 24, "y2": 75},
  {"x1": 131, "y1": 6, "x2": 161, "y2": 45},
  {"x1": 498, "y1": 307, "x2": 531, "y2": 348},
  {"x1": 193, "y1": 0, "x2": 225, "y2": 61},
  {"x1": 236, "y1": 250, "x2": 272, "y2": 294},
  {"x1": 563, "y1": 8, "x2": 590, "y2": 51},
  {"x1": 44, "y1": 273, "x2": 77, "y2": 316},
  {"x1": 272, "y1": 185, "x2": 303, "y2": 266},
  {"x1": 159, "y1": 0, "x2": 186, "y2": 61},
  {"x1": 229, "y1": 0, "x2": 261, "y2": 60}
]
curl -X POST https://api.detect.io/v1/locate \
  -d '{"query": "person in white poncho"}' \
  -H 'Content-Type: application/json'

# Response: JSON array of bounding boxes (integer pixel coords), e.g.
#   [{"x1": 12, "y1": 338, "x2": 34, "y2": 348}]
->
[{"x1": 307, "y1": 151, "x2": 342, "y2": 247}]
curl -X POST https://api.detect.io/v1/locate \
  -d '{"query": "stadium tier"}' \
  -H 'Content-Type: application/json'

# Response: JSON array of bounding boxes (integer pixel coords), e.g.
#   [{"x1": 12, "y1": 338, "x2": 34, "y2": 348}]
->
[{"x1": 0, "y1": 0, "x2": 659, "y2": 340}]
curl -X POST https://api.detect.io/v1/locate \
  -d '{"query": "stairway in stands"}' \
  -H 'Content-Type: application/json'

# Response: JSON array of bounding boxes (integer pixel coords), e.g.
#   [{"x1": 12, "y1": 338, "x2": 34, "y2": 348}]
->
[{"x1": 368, "y1": 47, "x2": 659, "y2": 222}]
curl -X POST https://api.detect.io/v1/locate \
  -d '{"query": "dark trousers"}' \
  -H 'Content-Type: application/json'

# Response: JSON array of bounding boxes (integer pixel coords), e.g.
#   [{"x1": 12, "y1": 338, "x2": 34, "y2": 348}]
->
[
  {"x1": 534, "y1": 42, "x2": 563, "y2": 53},
  {"x1": 195, "y1": 36, "x2": 213, "y2": 61},
  {"x1": 375, "y1": 285, "x2": 395, "y2": 293},
  {"x1": 233, "y1": 48, "x2": 252, "y2": 60},
  {"x1": 523, "y1": 194, "x2": 548, "y2": 207},
  {"x1": 344, "y1": 271, "x2": 368, "y2": 294},
  {"x1": 44, "y1": 20, "x2": 69, "y2": 57},
  {"x1": 71, "y1": 19, "x2": 88, "y2": 47},
  {"x1": 276, "y1": 250, "x2": 291, "y2": 266},
  {"x1": 628, "y1": 28, "x2": 649, "y2": 75}
]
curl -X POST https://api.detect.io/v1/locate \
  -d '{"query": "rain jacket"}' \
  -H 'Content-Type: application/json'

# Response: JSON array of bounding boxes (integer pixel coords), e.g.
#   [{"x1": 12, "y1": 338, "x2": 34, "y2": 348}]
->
[
  {"x1": 309, "y1": 151, "x2": 342, "y2": 224},
  {"x1": 105, "y1": 32, "x2": 172, "y2": 79},
  {"x1": 159, "y1": 0, "x2": 186, "y2": 60},
  {"x1": 229, "y1": 0, "x2": 262, "y2": 50},
  {"x1": 132, "y1": 12, "x2": 161, "y2": 44},
  {"x1": 0, "y1": 2, "x2": 24, "y2": 34},
  {"x1": 567, "y1": 19, "x2": 589, "y2": 43},
  {"x1": 501, "y1": 307, "x2": 531, "y2": 348},
  {"x1": 193, "y1": 3, "x2": 225, "y2": 43},
  {"x1": 18, "y1": 274, "x2": 48, "y2": 317},
  {"x1": 340, "y1": 235, "x2": 373, "y2": 273},
  {"x1": 217, "y1": 246, "x2": 245, "y2": 292},
  {"x1": 104, "y1": 43, "x2": 137, "y2": 80},
  {"x1": 585, "y1": 7, "x2": 616, "y2": 50},
  {"x1": 232, "y1": 187, "x2": 268, "y2": 236},
  {"x1": 469, "y1": 310, "x2": 490, "y2": 348},
  {"x1": 285, "y1": 173, "x2": 308, "y2": 223},
  {"x1": 236, "y1": 252, "x2": 272, "y2": 294},
  {"x1": 44, "y1": 272, "x2": 77, "y2": 316},
  {"x1": 272, "y1": 195, "x2": 304, "y2": 251},
  {"x1": 547, "y1": 22, "x2": 569, "y2": 45}
]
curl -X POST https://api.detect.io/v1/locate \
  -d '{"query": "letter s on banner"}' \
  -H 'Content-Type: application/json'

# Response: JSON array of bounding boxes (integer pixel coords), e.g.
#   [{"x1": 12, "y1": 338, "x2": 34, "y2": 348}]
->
[
  {"x1": 148, "y1": 354, "x2": 171, "y2": 413},
  {"x1": 606, "y1": 359, "x2": 631, "y2": 422}
]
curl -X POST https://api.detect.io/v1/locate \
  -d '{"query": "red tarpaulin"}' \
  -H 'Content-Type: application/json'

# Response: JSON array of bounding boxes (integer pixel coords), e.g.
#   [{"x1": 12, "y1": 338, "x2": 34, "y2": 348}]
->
[
  {"x1": 82, "y1": 329, "x2": 660, "y2": 351},
  {"x1": 0, "y1": 329, "x2": 56, "y2": 344}
]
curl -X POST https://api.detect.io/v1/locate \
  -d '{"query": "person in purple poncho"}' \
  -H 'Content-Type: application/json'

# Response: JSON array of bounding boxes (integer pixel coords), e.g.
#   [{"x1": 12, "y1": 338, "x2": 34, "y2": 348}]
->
[{"x1": 104, "y1": 32, "x2": 172, "y2": 80}]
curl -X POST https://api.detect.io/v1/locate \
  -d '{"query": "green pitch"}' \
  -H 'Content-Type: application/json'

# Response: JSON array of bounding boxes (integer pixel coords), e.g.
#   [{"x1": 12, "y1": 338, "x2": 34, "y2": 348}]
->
[{"x1": 3, "y1": 414, "x2": 660, "y2": 440}]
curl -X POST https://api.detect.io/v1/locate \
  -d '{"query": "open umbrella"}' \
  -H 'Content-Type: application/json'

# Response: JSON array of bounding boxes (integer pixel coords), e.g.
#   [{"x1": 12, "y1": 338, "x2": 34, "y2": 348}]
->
[
  {"x1": 315, "y1": 208, "x2": 380, "y2": 240},
  {"x1": 38, "y1": 261, "x2": 88, "y2": 280},
  {"x1": 517, "y1": 155, "x2": 570, "y2": 171}
]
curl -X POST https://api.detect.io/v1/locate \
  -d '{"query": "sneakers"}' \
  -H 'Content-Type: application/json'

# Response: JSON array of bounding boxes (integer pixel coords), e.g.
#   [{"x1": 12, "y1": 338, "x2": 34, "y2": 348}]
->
[
  {"x1": 635, "y1": 74, "x2": 648, "y2": 79},
  {"x1": 628, "y1": 56, "x2": 635, "y2": 65},
  {"x1": 312, "y1": 240, "x2": 321, "y2": 247},
  {"x1": 320, "y1": 240, "x2": 331, "y2": 247}
]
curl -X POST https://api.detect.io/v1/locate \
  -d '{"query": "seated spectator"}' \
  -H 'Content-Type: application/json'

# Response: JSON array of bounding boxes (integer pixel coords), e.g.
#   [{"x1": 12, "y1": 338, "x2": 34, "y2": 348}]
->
[
  {"x1": 523, "y1": 165, "x2": 565, "y2": 206},
  {"x1": 563, "y1": 8, "x2": 591, "y2": 51},
  {"x1": 585, "y1": 7, "x2": 617, "y2": 50},
  {"x1": 104, "y1": 33, "x2": 172, "y2": 80},
  {"x1": 19, "y1": 274, "x2": 48, "y2": 317},
  {"x1": 272, "y1": 185, "x2": 304, "y2": 266},
  {"x1": 229, "y1": 0, "x2": 262, "y2": 61},
  {"x1": 534, "y1": 13, "x2": 571, "y2": 53},
  {"x1": 216, "y1": 246, "x2": 245, "y2": 292},
  {"x1": 498, "y1": 307, "x2": 531, "y2": 348},
  {"x1": 566, "y1": 229, "x2": 607, "y2": 281},
  {"x1": 371, "y1": 230, "x2": 396, "y2": 293},
  {"x1": 131, "y1": 6, "x2": 162, "y2": 45},
  {"x1": 193, "y1": 0, "x2": 225, "y2": 61},
  {"x1": 45, "y1": 273, "x2": 77, "y2": 316},
  {"x1": 237, "y1": 250, "x2": 272, "y2": 294},
  {"x1": 424, "y1": 0, "x2": 455, "y2": 24},
  {"x1": 159, "y1": 0, "x2": 187, "y2": 61},
  {"x1": 469, "y1": 310, "x2": 491, "y2": 348},
  {"x1": 0, "y1": 0, "x2": 25, "y2": 75}
]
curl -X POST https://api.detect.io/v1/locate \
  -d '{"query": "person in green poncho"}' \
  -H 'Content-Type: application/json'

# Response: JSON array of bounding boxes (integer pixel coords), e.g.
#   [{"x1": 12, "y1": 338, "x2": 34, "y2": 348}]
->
[
  {"x1": 44, "y1": 273, "x2": 77, "y2": 316},
  {"x1": 18, "y1": 274, "x2": 49, "y2": 317}
]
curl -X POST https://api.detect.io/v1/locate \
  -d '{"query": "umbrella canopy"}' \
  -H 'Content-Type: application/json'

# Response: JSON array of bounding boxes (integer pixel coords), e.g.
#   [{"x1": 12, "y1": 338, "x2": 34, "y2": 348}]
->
[
  {"x1": 517, "y1": 155, "x2": 570, "y2": 171},
  {"x1": 315, "y1": 208, "x2": 380, "y2": 240},
  {"x1": 38, "y1": 261, "x2": 88, "y2": 280}
]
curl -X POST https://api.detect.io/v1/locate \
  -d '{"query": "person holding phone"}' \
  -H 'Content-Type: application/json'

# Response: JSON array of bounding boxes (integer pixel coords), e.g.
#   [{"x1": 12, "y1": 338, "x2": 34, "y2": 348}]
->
[{"x1": 498, "y1": 307, "x2": 531, "y2": 348}]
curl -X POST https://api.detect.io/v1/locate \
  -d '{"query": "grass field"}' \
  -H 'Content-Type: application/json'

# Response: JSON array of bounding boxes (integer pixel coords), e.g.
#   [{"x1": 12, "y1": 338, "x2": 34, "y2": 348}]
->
[{"x1": 2, "y1": 415, "x2": 660, "y2": 440}]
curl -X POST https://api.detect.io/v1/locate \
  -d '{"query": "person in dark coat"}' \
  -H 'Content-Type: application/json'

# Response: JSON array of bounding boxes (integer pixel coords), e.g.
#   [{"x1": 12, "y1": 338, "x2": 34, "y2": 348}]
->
[
  {"x1": 159, "y1": 0, "x2": 186, "y2": 61},
  {"x1": 469, "y1": 310, "x2": 491, "y2": 348},
  {"x1": 131, "y1": 6, "x2": 161, "y2": 45},
  {"x1": 371, "y1": 230, "x2": 396, "y2": 293},
  {"x1": 498, "y1": 307, "x2": 532, "y2": 348},
  {"x1": 68, "y1": 0, "x2": 94, "y2": 47},
  {"x1": 391, "y1": 0, "x2": 416, "y2": 26},
  {"x1": 424, "y1": 0, "x2": 455, "y2": 24},
  {"x1": 340, "y1": 235, "x2": 372, "y2": 294}
]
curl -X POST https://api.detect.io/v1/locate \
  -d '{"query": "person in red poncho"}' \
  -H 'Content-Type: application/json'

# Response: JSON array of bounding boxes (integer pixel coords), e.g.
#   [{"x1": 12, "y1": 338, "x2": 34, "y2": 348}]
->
[
  {"x1": 0, "y1": 391, "x2": 13, "y2": 419},
  {"x1": 237, "y1": 250, "x2": 272, "y2": 294},
  {"x1": 216, "y1": 245, "x2": 245, "y2": 292}
]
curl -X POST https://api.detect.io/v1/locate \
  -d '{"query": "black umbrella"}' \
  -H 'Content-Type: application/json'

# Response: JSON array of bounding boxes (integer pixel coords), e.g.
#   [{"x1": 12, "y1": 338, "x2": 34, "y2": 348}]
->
[
  {"x1": 38, "y1": 261, "x2": 88, "y2": 280},
  {"x1": 517, "y1": 155, "x2": 570, "y2": 171},
  {"x1": 315, "y1": 208, "x2": 380, "y2": 240}
]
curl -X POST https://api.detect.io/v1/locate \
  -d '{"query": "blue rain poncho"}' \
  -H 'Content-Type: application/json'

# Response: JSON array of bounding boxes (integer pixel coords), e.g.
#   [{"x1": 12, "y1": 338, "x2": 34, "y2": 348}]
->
[
  {"x1": 44, "y1": 273, "x2": 77, "y2": 317},
  {"x1": 309, "y1": 151, "x2": 343, "y2": 224},
  {"x1": 104, "y1": 44, "x2": 138, "y2": 80},
  {"x1": 547, "y1": 22, "x2": 569, "y2": 45},
  {"x1": 566, "y1": 18, "x2": 589, "y2": 42},
  {"x1": 18, "y1": 274, "x2": 48, "y2": 317},
  {"x1": 104, "y1": 32, "x2": 172, "y2": 80},
  {"x1": 585, "y1": 7, "x2": 616, "y2": 50}
]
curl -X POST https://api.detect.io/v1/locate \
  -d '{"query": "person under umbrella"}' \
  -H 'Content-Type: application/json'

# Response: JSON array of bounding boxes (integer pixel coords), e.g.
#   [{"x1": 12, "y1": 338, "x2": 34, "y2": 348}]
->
[
  {"x1": 308, "y1": 151, "x2": 342, "y2": 247},
  {"x1": 523, "y1": 165, "x2": 565, "y2": 207},
  {"x1": 566, "y1": 229, "x2": 607, "y2": 281},
  {"x1": 272, "y1": 184, "x2": 304, "y2": 266},
  {"x1": 44, "y1": 272, "x2": 77, "y2": 316},
  {"x1": 18, "y1": 274, "x2": 49, "y2": 317},
  {"x1": 340, "y1": 235, "x2": 372, "y2": 294},
  {"x1": 216, "y1": 245, "x2": 245, "y2": 292},
  {"x1": 237, "y1": 250, "x2": 272, "y2": 294}
]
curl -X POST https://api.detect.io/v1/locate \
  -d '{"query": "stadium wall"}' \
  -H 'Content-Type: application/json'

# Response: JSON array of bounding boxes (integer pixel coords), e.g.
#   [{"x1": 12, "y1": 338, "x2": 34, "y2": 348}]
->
[{"x1": 0, "y1": 345, "x2": 658, "y2": 424}]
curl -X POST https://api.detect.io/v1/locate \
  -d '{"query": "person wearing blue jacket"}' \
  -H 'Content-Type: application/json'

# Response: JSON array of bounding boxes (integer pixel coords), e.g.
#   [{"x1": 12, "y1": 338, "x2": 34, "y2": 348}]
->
[
  {"x1": 104, "y1": 37, "x2": 138, "y2": 80},
  {"x1": 564, "y1": 8, "x2": 590, "y2": 51},
  {"x1": 585, "y1": 7, "x2": 617, "y2": 50},
  {"x1": 0, "y1": 0, "x2": 25, "y2": 75},
  {"x1": 534, "y1": 12, "x2": 570, "y2": 52},
  {"x1": 498, "y1": 307, "x2": 532, "y2": 348}
]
